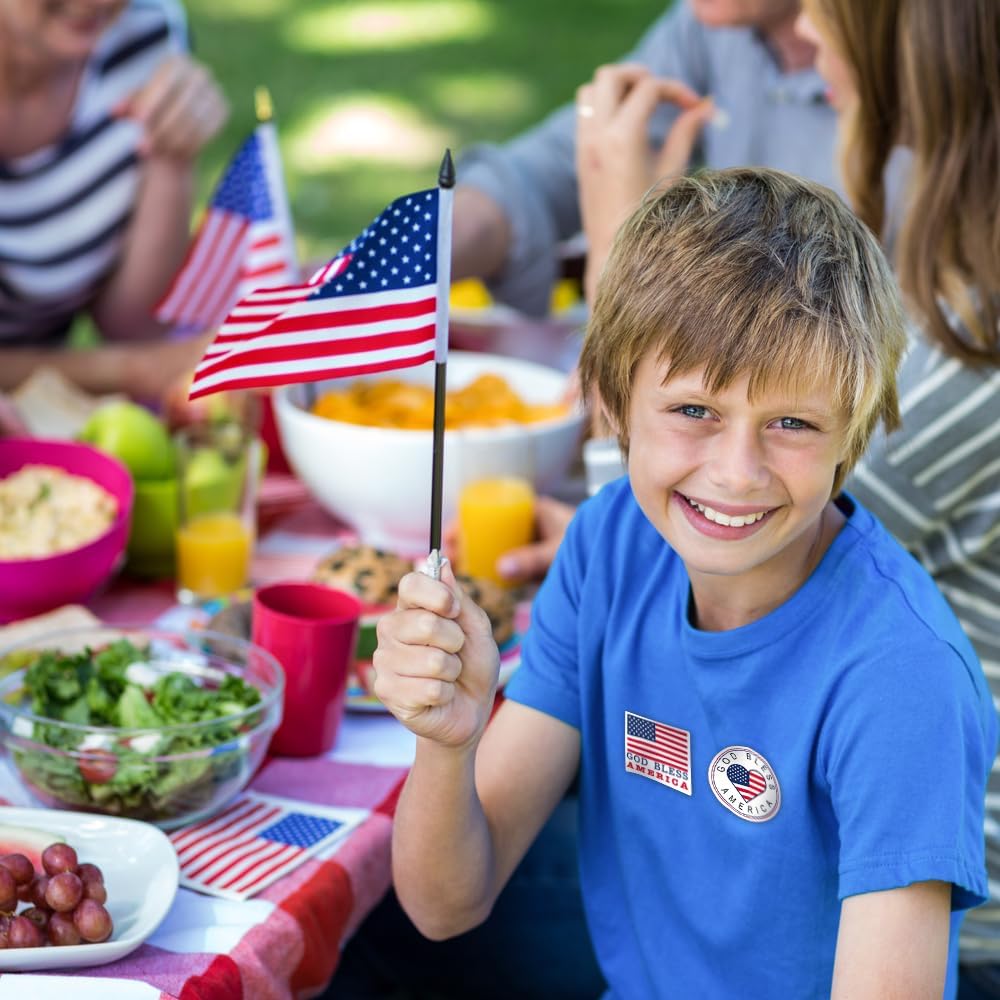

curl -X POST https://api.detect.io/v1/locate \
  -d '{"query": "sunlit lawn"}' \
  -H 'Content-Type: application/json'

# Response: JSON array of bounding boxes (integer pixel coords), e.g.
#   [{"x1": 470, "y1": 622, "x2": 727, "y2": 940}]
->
[{"x1": 185, "y1": 0, "x2": 659, "y2": 260}]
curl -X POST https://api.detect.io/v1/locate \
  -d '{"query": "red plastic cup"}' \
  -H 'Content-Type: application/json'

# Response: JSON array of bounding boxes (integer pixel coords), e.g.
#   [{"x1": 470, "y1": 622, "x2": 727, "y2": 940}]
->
[{"x1": 252, "y1": 582, "x2": 362, "y2": 757}]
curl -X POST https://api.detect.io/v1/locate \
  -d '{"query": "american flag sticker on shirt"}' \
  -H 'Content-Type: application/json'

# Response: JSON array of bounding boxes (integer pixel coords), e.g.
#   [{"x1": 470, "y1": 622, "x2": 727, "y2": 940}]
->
[
  {"x1": 625, "y1": 711, "x2": 692, "y2": 796},
  {"x1": 169, "y1": 791, "x2": 369, "y2": 900}
]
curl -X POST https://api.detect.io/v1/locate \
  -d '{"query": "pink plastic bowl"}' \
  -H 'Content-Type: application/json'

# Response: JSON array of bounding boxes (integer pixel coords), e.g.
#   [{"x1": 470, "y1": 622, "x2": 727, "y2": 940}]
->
[{"x1": 0, "y1": 438, "x2": 134, "y2": 623}]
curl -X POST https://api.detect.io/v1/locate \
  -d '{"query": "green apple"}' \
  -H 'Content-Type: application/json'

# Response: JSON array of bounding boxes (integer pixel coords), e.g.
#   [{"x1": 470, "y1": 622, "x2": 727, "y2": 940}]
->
[
  {"x1": 79, "y1": 402, "x2": 175, "y2": 481},
  {"x1": 183, "y1": 446, "x2": 244, "y2": 517}
]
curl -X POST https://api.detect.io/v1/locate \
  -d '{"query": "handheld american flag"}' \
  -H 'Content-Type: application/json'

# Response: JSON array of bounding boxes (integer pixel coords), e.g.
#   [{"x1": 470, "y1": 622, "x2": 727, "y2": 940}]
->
[
  {"x1": 187, "y1": 185, "x2": 448, "y2": 401},
  {"x1": 155, "y1": 122, "x2": 299, "y2": 333}
]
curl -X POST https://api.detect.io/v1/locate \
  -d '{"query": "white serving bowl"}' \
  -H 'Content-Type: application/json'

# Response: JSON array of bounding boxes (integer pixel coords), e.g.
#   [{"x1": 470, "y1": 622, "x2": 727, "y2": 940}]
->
[{"x1": 274, "y1": 351, "x2": 585, "y2": 552}]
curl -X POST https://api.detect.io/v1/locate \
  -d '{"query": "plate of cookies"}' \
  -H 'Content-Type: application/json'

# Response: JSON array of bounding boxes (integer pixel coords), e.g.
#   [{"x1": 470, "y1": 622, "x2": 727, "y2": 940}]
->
[{"x1": 311, "y1": 544, "x2": 523, "y2": 712}]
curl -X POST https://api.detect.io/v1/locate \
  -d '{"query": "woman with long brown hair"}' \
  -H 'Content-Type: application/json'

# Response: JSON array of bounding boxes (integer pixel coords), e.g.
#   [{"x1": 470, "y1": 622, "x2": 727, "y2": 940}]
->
[{"x1": 796, "y1": 1, "x2": 1000, "y2": 996}]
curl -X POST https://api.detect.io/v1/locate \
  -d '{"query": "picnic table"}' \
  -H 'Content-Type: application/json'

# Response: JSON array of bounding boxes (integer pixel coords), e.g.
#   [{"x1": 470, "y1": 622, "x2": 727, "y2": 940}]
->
[
  {"x1": 0, "y1": 489, "x2": 423, "y2": 1000},
  {"x1": 0, "y1": 313, "x2": 581, "y2": 998}
]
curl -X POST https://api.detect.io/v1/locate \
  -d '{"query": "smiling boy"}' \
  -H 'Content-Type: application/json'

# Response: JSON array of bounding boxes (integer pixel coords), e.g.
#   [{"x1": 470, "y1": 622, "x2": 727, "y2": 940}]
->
[{"x1": 374, "y1": 168, "x2": 996, "y2": 999}]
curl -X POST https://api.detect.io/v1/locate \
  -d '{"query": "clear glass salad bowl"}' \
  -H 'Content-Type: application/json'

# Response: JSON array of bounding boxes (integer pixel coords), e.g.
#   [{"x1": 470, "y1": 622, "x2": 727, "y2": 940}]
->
[{"x1": 0, "y1": 626, "x2": 284, "y2": 829}]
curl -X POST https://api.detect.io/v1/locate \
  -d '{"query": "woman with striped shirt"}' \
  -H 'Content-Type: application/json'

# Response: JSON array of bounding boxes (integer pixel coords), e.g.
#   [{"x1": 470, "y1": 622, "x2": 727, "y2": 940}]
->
[
  {"x1": 796, "y1": 2, "x2": 1000, "y2": 995},
  {"x1": 0, "y1": 0, "x2": 226, "y2": 395}
]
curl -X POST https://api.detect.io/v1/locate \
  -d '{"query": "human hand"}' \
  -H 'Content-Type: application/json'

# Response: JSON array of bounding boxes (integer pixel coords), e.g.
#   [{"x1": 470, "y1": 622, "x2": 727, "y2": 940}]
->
[
  {"x1": 442, "y1": 495, "x2": 575, "y2": 584},
  {"x1": 0, "y1": 395, "x2": 27, "y2": 437},
  {"x1": 373, "y1": 560, "x2": 500, "y2": 749},
  {"x1": 123, "y1": 331, "x2": 213, "y2": 401},
  {"x1": 116, "y1": 54, "x2": 228, "y2": 161},
  {"x1": 495, "y1": 496, "x2": 575, "y2": 582},
  {"x1": 575, "y1": 63, "x2": 715, "y2": 304}
]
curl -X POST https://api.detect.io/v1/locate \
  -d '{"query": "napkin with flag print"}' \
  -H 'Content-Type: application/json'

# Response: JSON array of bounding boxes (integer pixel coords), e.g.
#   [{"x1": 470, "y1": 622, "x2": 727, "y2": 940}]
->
[{"x1": 169, "y1": 791, "x2": 368, "y2": 901}]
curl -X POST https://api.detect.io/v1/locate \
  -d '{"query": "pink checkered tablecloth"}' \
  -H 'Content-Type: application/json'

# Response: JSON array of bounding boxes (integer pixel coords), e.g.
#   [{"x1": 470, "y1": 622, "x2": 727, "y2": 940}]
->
[{"x1": 0, "y1": 488, "x2": 417, "y2": 1000}]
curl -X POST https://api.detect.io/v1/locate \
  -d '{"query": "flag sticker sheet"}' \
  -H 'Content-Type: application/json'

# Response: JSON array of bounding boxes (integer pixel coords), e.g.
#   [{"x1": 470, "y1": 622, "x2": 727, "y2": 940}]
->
[{"x1": 169, "y1": 791, "x2": 369, "y2": 900}]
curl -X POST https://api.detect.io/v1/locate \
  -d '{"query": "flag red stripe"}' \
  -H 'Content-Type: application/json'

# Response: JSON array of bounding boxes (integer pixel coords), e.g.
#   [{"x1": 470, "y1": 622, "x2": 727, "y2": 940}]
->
[
  {"x1": 250, "y1": 233, "x2": 281, "y2": 251},
  {"x1": 157, "y1": 212, "x2": 235, "y2": 313},
  {"x1": 231, "y1": 846, "x2": 307, "y2": 894},
  {"x1": 626, "y1": 738, "x2": 690, "y2": 771},
  {"x1": 170, "y1": 798, "x2": 268, "y2": 852},
  {"x1": 653, "y1": 723, "x2": 691, "y2": 744},
  {"x1": 212, "y1": 294, "x2": 433, "y2": 345},
  {"x1": 242, "y1": 260, "x2": 293, "y2": 283},
  {"x1": 177, "y1": 805, "x2": 283, "y2": 868},
  {"x1": 260, "y1": 295, "x2": 436, "y2": 335},
  {"x1": 184, "y1": 819, "x2": 288, "y2": 880},
  {"x1": 196, "y1": 325, "x2": 435, "y2": 380},
  {"x1": 188, "y1": 350, "x2": 436, "y2": 400},
  {"x1": 172, "y1": 215, "x2": 248, "y2": 324},
  {"x1": 192, "y1": 837, "x2": 284, "y2": 884},
  {"x1": 212, "y1": 841, "x2": 297, "y2": 889},
  {"x1": 218, "y1": 843, "x2": 302, "y2": 891}
]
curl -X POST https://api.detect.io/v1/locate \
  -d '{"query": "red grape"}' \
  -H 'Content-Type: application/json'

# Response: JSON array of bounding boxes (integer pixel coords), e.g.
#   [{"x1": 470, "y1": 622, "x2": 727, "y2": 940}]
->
[
  {"x1": 0, "y1": 854, "x2": 34, "y2": 887},
  {"x1": 47, "y1": 911, "x2": 82, "y2": 947},
  {"x1": 20, "y1": 906, "x2": 49, "y2": 930},
  {"x1": 26, "y1": 875, "x2": 50, "y2": 910},
  {"x1": 7, "y1": 914, "x2": 44, "y2": 948},
  {"x1": 41, "y1": 843, "x2": 78, "y2": 877},
  {"x1": 45, "y1": 872, "x2": 83, "y2": 913},
  {"x1": 77, "y1": 863, "x2": 104, "y2": 885},
  {"x1": 82, "y1": 879, "x2": 107, "y2": 904},
  {"x1": 0, "y1": 838, "x2": 117, "y2": 948},
  {"x1": 0, "y1": 866, "x2": 16, "y2": 912},
  {"x1": 73, "y1": 899, "x2": 113, "y2": 943}
]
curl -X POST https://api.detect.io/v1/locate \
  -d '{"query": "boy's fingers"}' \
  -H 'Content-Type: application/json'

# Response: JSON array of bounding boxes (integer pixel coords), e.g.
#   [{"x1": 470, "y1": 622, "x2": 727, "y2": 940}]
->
[
  {"x1": 396, "y1": 570, "x2": 460, "y2": 618},
  {"x1": 374, "y1": 672, "x2": 457, "y2": 719},
  {"x1": 438, "y1": 561, "x2": 495, "y2": 641},
  {"x1": 378, "y1": 607, "x2": 466, "y2": 657}
]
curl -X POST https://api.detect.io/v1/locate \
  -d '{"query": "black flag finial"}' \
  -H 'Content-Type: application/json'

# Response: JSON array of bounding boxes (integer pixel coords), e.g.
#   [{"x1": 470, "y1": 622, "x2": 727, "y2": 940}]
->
[{"x1": 438, "y1": 149, "x2": 456, "y2": 190}]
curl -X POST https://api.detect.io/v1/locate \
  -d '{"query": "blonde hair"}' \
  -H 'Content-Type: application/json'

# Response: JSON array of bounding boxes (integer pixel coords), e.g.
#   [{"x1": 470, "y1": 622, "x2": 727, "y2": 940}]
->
[
  {"x1": 579, "y1": 168, "x2": 906, "y2": 495},
  {"x1": 815, "y1": 0, "x2": 1000, "y2": 362}
]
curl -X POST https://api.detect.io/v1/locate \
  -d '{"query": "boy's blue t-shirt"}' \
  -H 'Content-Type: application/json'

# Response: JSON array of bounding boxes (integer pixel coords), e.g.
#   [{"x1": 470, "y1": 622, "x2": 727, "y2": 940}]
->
[{"x1": 505, "y1": 479, "x2": 996, "y2": 1000}]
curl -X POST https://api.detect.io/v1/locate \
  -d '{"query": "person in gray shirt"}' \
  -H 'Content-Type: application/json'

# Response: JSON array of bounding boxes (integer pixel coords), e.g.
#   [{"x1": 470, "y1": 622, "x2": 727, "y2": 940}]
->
[{"x1": 451, "y1": 0, "x2": 836, "y2": 316}]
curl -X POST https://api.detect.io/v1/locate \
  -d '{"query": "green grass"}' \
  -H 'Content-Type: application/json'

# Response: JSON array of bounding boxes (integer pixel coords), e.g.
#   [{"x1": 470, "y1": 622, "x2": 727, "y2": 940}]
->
[{"x1": 185, "y1": 0, "x2": 658, "y2": 260}]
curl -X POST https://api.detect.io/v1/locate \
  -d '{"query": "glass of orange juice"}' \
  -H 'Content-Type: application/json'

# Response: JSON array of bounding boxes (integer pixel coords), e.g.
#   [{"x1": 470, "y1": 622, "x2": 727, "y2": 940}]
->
[
  {"x1": 458, "y1": 477, "x2": 535, "y2": 587},
  {"x1": 174, "y1": 420, "x2": 260, "y2": 604}
]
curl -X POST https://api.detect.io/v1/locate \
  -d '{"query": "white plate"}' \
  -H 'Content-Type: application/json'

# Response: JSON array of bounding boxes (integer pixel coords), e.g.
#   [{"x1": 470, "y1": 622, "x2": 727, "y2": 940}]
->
[{"x1": 0, "y1": 806, "x2": 179, "y2": 971}]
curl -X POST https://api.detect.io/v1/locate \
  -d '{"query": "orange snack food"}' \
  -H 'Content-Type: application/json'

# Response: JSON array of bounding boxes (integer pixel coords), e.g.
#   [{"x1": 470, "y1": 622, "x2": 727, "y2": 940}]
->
[{"x1": 311, "y1": 374, "x2": 567, "y2": 430}]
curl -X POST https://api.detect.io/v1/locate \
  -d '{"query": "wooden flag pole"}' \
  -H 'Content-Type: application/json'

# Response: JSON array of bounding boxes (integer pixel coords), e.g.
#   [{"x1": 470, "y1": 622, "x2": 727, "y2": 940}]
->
[{"x1": 426, "y1": 150, "x2": 455, "y2": 581}]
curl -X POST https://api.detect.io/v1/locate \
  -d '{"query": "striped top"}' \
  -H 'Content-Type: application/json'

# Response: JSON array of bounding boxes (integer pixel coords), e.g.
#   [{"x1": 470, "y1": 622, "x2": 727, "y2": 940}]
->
[
  {"x1": 0, "y1": 0, "x2": 187, "y2": 344},
  {"x1": 848, "y1": 329, "x2": 1000, "y2": 961}
]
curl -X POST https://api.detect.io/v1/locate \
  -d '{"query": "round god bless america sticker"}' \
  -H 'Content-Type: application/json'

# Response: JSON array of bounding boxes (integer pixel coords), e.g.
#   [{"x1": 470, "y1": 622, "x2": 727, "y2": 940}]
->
[{"x1": 708, "y1": 746, "x2": 781, "y2": 823}]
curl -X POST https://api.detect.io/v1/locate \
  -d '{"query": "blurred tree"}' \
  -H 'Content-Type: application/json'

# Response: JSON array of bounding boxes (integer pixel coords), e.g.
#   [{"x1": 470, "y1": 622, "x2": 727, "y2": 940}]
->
[{"x1": 185, "y1": 0, "x2": 662, "y2": 259}]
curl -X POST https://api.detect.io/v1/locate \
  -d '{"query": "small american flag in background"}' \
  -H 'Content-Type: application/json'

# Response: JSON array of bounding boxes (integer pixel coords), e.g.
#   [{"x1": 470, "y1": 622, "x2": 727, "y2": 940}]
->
[
  {"x1": 726, "y1": 764, "x2": 767, "y2": 802},
  {"x1": 625, "y1": 711, "x2": 692, "y2": 774},
  {"x1": 169, "y1": 791, "x2": 367, "y2": 901},
  {"x1": 156, "y1": 124, "x2": 298, "y2": 333},
  {"x1": 187, "y1": 187, "x2": 443, "y2": 400}
]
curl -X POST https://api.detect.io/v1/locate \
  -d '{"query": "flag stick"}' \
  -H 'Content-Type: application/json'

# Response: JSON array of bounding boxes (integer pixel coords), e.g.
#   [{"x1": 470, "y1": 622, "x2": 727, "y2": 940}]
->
[
  {"x1": 426, "y1": 150, "x2": 455, "y2": 581},
  {"x1": 255, "y1": 86, "x2": 313, "y2": 408}
]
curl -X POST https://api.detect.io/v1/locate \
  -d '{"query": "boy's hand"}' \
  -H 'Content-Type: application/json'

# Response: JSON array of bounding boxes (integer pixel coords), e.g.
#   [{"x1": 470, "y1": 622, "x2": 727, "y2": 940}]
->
[
  {"x1": 116, "y1": 54, "x2": 228, "y2": 162},
  {"x1": 575, "y1": 63, "x2": 715, "y2": 304},
  {"x1": 373, "y1": 561, "x2": 500, "y2": 749}
]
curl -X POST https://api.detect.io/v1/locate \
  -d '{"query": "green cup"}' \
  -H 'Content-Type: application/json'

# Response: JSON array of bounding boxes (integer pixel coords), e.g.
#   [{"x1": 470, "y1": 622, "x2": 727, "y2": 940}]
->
[{"x1": 125, "y1": 478, "x2": 178, "y2": 579}]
